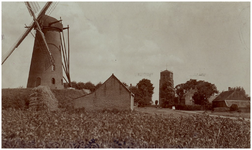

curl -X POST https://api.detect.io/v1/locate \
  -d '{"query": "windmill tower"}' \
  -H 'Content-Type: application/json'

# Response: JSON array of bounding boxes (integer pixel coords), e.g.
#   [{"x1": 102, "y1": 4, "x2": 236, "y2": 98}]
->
[{"x1": 2, "y1": 2, "x2": 71, "y2": 89}]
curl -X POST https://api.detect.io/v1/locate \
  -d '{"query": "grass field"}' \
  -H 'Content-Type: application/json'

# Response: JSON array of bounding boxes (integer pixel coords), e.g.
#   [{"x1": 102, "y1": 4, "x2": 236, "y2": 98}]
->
[{"x1": 2, "y1": 108, "x2": 250, "y2": 148}]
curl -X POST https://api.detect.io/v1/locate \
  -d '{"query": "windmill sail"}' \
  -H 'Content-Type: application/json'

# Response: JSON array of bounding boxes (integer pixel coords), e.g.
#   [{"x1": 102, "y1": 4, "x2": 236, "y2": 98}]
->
[
  {"x1": 25, "y1": 2, "x2": 40, "y2": 16},
  {"x1": 2, "y1": 2, "x2": 53, "y2": 65}
]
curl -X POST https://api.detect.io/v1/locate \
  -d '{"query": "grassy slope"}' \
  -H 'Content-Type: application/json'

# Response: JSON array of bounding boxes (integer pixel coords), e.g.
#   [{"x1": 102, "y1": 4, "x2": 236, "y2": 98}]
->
[{"x1": 2, "y1": 88, "x2": 85, "y2": 110}]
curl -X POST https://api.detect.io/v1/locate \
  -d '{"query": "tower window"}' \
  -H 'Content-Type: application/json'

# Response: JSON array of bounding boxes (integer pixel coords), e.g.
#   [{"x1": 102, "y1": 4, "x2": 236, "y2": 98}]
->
[
  {"x1": 52, "y1": 78, "x2": 55, "y2": 84},
  {"x1": 52, "y1": 65, "x2": 55, "y2": 71}
]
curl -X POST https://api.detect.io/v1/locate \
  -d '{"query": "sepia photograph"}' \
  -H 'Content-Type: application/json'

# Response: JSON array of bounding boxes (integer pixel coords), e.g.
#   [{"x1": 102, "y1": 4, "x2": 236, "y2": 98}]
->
[{"x1": 1, "y1": 1, "x2": 250, "y2": 148}]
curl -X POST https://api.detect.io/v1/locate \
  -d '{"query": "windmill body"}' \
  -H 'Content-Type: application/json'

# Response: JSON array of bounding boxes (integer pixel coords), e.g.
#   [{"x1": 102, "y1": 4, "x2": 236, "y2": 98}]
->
[
  {"x1": 27, "y1": 15, "x2": 64, "y2": 89},
  {"x1": 3, "y1": 2, "x2": 71, "y2": 89}
]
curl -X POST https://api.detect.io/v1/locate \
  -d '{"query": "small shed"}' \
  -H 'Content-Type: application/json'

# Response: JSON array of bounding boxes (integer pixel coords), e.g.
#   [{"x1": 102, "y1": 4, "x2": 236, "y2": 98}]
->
[{"x1": 74, "y1": 74, "x2": 134, "y2": 111}]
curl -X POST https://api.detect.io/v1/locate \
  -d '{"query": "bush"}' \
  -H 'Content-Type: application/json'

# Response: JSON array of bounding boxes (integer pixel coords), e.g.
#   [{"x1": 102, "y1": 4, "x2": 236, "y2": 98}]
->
[
  {"x1": 2, "y1": 89, "x2": 31, "y2": 110},
  {"x1": 230, "y1": 104, "x2": 239, "y2": 111}
]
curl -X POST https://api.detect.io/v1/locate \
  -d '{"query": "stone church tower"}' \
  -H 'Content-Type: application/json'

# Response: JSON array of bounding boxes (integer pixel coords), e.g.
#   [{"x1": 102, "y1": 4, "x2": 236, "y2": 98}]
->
[{"x1": 159, "y1": 69, "x2": 174, "y2": 107}]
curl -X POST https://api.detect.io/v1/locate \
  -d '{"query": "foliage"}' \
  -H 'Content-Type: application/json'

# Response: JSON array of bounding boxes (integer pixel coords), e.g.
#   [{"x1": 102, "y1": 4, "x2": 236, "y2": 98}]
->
[
  {"x1": 136, "y1": 79, "x2": 154, "y2": 107},
  {"x1": 228, "y1": 86, "x2": 250, "y2": 100},
  {"x1": 2, "y1": 89, "x2": 84, "y2": 110},
  {"x1": 160, "y1": 81, "x2": 174, "y2": 107},
  {"x1": 76, "y1": 82, "x2": 85, "y2": 90},
  {"x1": 175, "y1": 79, "x2": 218, "y2": 106},
  {"x1": 83, "y1": 82, "x2": 96, "y2": 92},
  {"x1": 230, "y1": 104, "x2": 239, "y2": 111},
  {"x1": 129, "y1": 79, "x2": 154, "y2": 107},
  {"x1": 192, "y1": 81, "x2": 218, "y2": 106},
  {"x1": 95, "y1": 82, "x2": 103, "y2": 90},
  {"x1": 175, "y1": 79, "x2": 198, "y2": 104},
  {"x1": 64, "y1": 81, "x2": 96, "y2": 92},
  {"x1": 70, "y1": 81, "x2": 77, "y2": 89},
  {"x1": 2, "y1": 89, "x2": 30, "y2": 110},
  {"x1": 2, "y1": 109, "x2": 250, "y2": 148}
]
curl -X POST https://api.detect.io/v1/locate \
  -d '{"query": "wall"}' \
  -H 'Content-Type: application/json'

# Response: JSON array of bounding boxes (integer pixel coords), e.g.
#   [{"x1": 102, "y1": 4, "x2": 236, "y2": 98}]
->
[{"x1": 74, "y1": 75, "x2": 133, "y2": 111}]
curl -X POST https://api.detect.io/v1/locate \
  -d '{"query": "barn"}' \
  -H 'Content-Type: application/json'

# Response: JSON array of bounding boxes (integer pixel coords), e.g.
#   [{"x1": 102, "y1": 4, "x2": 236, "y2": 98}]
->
[
  {"x1": 212, "y1": 88, "x2": 250, "y2": 111},
  {"x1": 74, "y1": 74, "x2": 134, "y2": 111}
]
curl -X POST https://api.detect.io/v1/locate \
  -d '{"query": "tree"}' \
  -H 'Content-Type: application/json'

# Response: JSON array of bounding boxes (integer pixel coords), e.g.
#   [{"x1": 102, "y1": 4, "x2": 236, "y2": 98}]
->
[
  {"x1": 95, "y1": 82, "x2": 103, "y2": 90},
  {"x1": 175, "y1": 79, "x2": 198, "y2": 104},
  {"x1": 136, "y1": 79, "x2": 154, "y2": 107},
  {"x1": 175, "y1": 83, "x2": 185, "y2": 103},
  {"x1": 175, "y1": 79, "x2": 218, "y2": 106},
  {"x1": 71, "y1": 81, "x2": 77, "y2": 89},
  {"x1": 160, "y1": 81, "x2": 175, "y2": 107},
  {"x1": 192, "y1": 80, "x2": 218, "y2": 106},
  {"x1": 84, "y1": 82, "x2": 96, "y2": 92},
  {"x1": 76, "y1": 82, "x2": 85, "y2": 90}
]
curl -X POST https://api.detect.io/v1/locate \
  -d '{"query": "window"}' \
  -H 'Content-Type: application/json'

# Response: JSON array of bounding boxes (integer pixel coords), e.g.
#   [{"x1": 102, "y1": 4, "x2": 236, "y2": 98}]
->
[
  {"x1": 61, "y1": 79, "x2": 63, "y2": 85},
  {"x1": 52, "y1": 64, "x2": 55, "y2": 71},
  {"x1": 52, "y1": 78, "x2": 55, "y2": 84}
]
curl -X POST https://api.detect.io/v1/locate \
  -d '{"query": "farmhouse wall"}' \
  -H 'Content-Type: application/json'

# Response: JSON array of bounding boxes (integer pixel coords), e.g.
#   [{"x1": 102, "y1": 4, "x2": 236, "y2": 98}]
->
[
  {"x1": 73, "y1": 74, "x2": 134, "y2": 111},
  {"x1": 94, "y1": 76, "x2": 132, "y2": 110}
]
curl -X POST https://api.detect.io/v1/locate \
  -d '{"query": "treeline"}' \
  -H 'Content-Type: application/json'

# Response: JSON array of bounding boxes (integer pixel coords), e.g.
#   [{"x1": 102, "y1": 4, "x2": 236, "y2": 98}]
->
[{"x1": 64, "y1": 81, "x2": 102, "y2": 92}]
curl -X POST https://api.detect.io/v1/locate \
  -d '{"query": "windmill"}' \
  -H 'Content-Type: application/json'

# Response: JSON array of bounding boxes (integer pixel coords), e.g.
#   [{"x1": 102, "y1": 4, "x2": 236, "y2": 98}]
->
[{"x1": 2, "y1": 2, "x2": 71, "y2": 89}]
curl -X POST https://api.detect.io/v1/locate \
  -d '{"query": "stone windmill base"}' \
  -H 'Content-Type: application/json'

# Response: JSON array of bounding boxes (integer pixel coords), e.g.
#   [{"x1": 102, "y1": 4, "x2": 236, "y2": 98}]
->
[{"x1": 29, "y1": 86, "x2": 58, "y2": 111}]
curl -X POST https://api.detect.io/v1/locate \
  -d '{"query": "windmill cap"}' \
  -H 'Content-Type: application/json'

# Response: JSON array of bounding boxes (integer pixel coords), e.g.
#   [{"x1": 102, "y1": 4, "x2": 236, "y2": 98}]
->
[{"x1": 39, "y1": 15, "x2": 63, "y2": 31}]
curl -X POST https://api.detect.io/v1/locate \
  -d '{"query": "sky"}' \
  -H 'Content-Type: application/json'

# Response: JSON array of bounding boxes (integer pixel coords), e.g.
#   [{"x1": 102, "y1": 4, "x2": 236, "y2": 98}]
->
[{"x1": 1, "y1": 2, "x2": 250, "y2": 101}]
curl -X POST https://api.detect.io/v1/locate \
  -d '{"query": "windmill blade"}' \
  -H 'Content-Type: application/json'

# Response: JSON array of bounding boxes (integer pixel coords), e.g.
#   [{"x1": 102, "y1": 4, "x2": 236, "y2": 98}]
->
[
  {"x1": 26, "y1": 2, "x2": 55, "y2": 65},
  {"x1": 25, "y1": 2, "x2": 40, "y2": 16},
  {"x1": 2, "y1": 22, "x2": 35, "y2": 65},
  {"x1": 2, "y1": 2, "x2": 53, "y2": 65}
]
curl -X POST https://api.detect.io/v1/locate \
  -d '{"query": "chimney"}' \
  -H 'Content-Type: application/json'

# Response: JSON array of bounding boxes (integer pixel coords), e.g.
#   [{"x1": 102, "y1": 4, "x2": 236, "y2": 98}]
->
[{"x1": 228, "y1": 87, "x2": 231, "y2": 91}]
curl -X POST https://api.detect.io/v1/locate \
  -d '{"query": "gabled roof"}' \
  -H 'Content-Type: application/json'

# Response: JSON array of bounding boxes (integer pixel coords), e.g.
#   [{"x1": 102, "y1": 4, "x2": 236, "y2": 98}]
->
[
  {"x1": 212, "y1": 90, "x2": 235, "y2": 102},
  {"x1": 98, "y1": 74, "x2": 134, "y2": 96}
]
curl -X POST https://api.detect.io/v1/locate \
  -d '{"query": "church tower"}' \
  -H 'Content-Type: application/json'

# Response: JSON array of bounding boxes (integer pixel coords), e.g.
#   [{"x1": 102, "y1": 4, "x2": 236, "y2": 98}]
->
[{"x1": 159, "y1": 69, "x2": 174, "y2": 107}]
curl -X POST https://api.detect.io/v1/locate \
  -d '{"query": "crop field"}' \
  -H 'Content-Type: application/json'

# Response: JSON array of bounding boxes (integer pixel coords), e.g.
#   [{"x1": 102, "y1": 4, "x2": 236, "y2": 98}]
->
[{"x1": 2, "y1": 109, "x2": 250, "y2": 148}]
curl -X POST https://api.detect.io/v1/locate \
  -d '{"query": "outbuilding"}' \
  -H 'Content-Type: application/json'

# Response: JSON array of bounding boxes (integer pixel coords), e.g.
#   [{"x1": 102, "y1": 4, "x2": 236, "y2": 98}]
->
[
  {"x1": 74, "y1": 74, "x2": 134, "y2": 111},
  {"x1": 212, "y1": 88, "x2": 250, "y2": 111}
]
